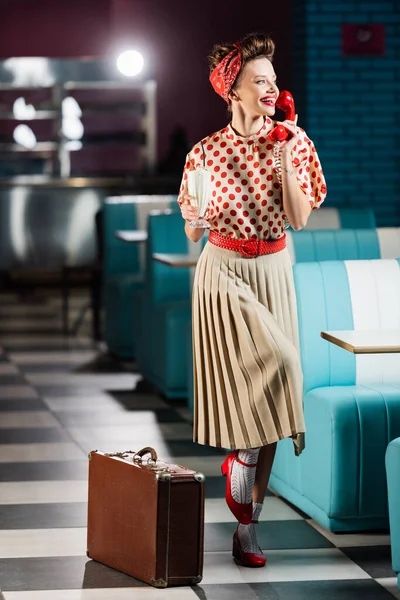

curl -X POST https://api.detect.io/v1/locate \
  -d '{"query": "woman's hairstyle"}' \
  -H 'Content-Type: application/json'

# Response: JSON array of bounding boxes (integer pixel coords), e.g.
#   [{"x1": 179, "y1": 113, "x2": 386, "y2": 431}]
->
[{"x1": 208, "y1": 32, "x2": 275, "y2": 85}]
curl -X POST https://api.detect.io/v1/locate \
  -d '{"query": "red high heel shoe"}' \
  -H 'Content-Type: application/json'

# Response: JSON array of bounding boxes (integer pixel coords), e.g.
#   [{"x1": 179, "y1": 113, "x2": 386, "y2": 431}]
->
[
  {"x1": 232, "y1": 529, "x2": 267, "y2": 567},
  {"x1": 221, "y1": 451, "x2": 257, "y2": 525}
]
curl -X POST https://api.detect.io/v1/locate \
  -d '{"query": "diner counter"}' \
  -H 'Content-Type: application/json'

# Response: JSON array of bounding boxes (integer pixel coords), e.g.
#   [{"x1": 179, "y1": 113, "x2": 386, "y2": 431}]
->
[
  {"x1": 0, "y1": 176, "x2": 179, "y2": 270},
  {"x1": 0, "y1": 175, "x2": 179, "y2": 189}
]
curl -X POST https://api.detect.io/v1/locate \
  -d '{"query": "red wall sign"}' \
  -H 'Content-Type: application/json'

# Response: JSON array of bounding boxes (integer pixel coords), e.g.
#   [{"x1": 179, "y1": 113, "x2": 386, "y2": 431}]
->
[{"x1": 342, "y1": 24, "x2": 386, "y2": 56}]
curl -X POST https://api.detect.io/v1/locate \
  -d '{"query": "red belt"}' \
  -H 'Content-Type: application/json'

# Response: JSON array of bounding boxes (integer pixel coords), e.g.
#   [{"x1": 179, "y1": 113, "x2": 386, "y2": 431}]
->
[{"x1": 209, "y1": 230, "x2": 286, "y2": 258}]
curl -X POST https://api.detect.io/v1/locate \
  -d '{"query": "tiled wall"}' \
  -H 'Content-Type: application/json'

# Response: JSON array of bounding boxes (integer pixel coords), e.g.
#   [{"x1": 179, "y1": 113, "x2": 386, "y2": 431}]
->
[{"x1": 292, "y1": 1, "x2": 400, "y2": 225}]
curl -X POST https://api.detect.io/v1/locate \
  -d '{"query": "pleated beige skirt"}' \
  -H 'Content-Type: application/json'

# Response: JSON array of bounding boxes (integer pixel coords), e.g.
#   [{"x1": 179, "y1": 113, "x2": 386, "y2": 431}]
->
[{"x1": 192, "y1": 241, "x2": 305, "y2": 454}]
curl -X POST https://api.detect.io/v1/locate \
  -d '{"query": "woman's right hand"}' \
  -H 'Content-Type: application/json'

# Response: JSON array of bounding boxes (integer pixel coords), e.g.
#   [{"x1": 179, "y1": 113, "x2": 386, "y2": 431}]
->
[{"x1": 180, "y1": 195, "x2": 200, "y2": 222}]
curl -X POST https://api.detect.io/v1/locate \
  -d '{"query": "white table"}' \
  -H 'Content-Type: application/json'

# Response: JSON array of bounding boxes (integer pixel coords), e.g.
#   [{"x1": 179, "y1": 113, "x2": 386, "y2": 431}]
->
[
  {"x1": 152, "y1": 253, "x2": 198, "y2": 268},
  {"x1": 115, "y1": 230, "x2": 148, "y2": 243},
  {"x1": 321, "y1": 330, "x2": 400, "y2": 354}
]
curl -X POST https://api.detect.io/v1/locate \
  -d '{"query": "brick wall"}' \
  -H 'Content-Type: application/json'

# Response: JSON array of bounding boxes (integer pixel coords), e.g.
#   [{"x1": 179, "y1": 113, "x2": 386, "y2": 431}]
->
[{"x1": 293, "y1": 0, "x2": 400, "y2": 226}]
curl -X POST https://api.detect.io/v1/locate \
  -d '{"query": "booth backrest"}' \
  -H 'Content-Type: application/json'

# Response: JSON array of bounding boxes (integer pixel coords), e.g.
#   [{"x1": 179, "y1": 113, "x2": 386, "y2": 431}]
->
[
  {"x1": 124, "y1": 195, "x2": 179, "y2": 231},
  {"x1": 103, "y1": 195, "x2": 178, "y2": 278},
  {"x1": 287, "y1": 228, "x2": 400, "y2": 264},
  {"x1": 386, "y1": 437, "x2": 400, "y2": 575},
  {"x1": 102, "y1": 198, "x2": 140, "y2": 278},
  {"x1": 293, "y1": 258, "x2": 400, "y2": 394},
  {"x1": 146, "y1": 211, "x2": 207, "y2": 305},
  {"x1": 304, "y1": 207, "x2": 376, "y2": 230}
]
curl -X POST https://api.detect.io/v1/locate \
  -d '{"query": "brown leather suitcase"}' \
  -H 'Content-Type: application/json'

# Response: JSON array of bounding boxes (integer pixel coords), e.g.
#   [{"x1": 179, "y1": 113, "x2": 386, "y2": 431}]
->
[{"x1": 87, "y1": 446, "x2": 205, "y2": 588}]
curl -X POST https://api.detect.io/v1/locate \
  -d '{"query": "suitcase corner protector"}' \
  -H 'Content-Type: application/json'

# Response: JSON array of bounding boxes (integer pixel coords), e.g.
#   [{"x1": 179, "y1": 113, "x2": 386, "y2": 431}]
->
[
  {"x1": 156, "y1": 472, "x2": 172, "y2": 482},
  {"x1": 86, "y1": 549, "x2": 91, "y2": 558},
  {"x1": 151, "y1": 578, "x2": 168, "y2": 588},
  {"x1": 194, "y1": 472, "x2": 205, "y2": 483},
  {"x1": 88, "y1": 450, "x2": 98, "y2": 461},
  {"x1": 192, "y1": 575, "x2": 203, "y2": 585}
]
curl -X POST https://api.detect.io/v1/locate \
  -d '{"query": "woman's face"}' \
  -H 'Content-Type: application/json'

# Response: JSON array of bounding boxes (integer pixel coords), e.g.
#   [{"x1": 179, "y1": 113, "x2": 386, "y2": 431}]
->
[{"x1": 229, "y1": 57, "x2": 279, "y2": 117}]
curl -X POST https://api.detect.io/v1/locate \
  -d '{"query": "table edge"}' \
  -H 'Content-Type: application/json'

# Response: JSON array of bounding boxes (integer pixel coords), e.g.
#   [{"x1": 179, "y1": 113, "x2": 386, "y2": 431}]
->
[{"x1": 320, "y1": 331, "x2": 400, "y2": 354}]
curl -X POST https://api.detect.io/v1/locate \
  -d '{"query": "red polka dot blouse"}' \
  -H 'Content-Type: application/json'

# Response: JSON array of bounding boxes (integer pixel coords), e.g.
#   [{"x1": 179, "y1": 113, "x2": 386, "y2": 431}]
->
[{"x1": 178, "y1": 117, "x2": 327, "y2": 240}]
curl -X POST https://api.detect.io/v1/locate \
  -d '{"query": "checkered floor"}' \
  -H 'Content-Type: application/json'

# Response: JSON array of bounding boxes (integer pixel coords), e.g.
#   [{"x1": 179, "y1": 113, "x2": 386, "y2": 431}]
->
[{"x1": 0, "y1": 291, "x2": 399, "y2": 600}]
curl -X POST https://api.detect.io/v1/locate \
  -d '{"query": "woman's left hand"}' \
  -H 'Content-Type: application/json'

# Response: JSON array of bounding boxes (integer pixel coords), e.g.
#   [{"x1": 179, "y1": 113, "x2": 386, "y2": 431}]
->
[{"x1": 278, "y1": 114, "x2": 300, "y2": 153}]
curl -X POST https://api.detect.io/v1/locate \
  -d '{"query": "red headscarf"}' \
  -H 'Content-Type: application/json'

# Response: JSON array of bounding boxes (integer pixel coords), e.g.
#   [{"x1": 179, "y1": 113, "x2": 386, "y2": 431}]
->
[{"x1": 209, "y1": 43, "x2": 241, "y2": 103}]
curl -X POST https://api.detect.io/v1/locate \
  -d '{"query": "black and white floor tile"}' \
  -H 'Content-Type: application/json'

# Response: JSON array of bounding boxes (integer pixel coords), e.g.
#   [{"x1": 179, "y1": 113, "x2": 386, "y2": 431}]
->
[{"x1": 0, "y1": 292, "x2": 400, "y2": 599}]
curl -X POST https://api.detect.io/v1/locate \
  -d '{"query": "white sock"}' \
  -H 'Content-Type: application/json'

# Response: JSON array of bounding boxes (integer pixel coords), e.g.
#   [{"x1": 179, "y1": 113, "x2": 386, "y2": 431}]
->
[
  {"x1": 237, "y1": 502, "x2": 264, "y2": 554},
  {"x1": 231, "y1": 448, "x2": 260, "y2": 504}
]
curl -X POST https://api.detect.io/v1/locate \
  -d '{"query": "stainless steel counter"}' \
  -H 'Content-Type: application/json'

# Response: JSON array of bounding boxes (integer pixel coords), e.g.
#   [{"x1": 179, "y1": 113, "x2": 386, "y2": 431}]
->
[
  {"x1": 0, "y1": 176, "x2": 132, "y2": 188},
  {"x1": 0, "y1": 177, "x2": 179, "y2": 269},
  {"x1": 0, "y1": 175, "x2": 178, "y2": 188}
]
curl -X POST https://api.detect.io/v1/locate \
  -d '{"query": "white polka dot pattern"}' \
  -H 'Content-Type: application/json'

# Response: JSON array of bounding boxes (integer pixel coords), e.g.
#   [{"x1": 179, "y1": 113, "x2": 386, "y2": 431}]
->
[{"x1": 178, "y1": 118, "x2": 327, "y2": 240}]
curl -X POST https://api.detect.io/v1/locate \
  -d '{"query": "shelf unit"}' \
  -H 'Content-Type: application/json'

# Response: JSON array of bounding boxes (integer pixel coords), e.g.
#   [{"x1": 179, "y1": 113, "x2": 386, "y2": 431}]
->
[{"x1": 0, "y1": 79, "x2": 157, "y2": 177}]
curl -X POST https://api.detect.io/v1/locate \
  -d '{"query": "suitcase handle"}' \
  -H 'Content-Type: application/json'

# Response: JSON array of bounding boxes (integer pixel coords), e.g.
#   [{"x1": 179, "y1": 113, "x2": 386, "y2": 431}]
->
[
  {"x1": 104, "y1": 447, "x2": 160, "y2": 467},
  {"x1": 134, "y1": 447, "x2": 158, "y2": 463}
]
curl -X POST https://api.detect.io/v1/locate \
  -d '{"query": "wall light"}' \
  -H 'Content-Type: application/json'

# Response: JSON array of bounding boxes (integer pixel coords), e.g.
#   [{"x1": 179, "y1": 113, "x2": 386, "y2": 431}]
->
[{"x1": 117, "y1": 50, "x2": 144, "y2": 77}]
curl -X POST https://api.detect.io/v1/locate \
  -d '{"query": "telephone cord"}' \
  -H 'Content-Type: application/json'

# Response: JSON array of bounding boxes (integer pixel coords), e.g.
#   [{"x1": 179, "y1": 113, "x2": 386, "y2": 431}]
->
[
  {"x1": 273, "y1": 141, "x2": 283, "y2": 185},
  {"x1": 273, "y1": 140, "x2": 290, "y2": 230}
]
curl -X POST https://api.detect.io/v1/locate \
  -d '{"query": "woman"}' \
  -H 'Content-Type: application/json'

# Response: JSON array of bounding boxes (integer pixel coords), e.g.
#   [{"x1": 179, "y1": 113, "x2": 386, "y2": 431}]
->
[{"x1": 178, "y1": 32, "x2": 326, "y2": 567}]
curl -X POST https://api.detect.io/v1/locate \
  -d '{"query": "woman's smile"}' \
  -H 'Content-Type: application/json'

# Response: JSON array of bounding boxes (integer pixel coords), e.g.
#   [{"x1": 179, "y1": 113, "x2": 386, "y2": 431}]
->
[{"x1": 260, "y1": 95, "x2": 276, "y2": 107}]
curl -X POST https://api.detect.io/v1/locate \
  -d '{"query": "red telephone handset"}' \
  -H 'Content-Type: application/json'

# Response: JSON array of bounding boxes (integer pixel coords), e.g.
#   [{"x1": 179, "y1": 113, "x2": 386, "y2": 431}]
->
[{"x1": 267, "y1": 90, "x2": 296, "y2": 142}]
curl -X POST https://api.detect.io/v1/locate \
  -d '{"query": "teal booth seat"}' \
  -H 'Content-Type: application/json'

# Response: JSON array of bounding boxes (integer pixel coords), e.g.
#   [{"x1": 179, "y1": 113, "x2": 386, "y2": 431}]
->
[
  {"x1": 103, "y1": 196, "x2": 177, "y2": 359},
  {"x1": 287, "y1": 227, "x2": 400, "y2": 264},
  {"x1": 304, "y1": 207, "x2": 376, "y2": 230},
  {"x1": 185, "y1": 228, "x2": 400, "y2": 419},
  {"x1": 135, "y1": 210, "x2": 206, "y2": 398},
  {"x1": 270, "y1": 258, "x2": 400, "y2": 532},
  {"x1": 103, "y1": 198, "x2": 143, "y2": 358},
  {"x1": 386, "y1": 437, "x2": 400, "y2": 589}
]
